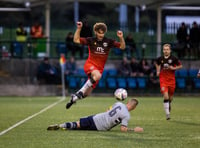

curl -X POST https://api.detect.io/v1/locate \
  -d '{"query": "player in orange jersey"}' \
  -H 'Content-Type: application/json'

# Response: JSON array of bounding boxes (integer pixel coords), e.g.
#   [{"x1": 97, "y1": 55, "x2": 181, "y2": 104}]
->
[
  {"x1": 156, "y1": 44, "x2": 182, "y2": 120},
  {"x1": 66, "y1": 21, "x2": 126, "y2": 109}
]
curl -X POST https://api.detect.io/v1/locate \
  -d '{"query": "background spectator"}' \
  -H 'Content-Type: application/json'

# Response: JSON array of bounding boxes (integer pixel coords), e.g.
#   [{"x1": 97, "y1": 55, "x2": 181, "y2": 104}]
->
[
  {"x1": 189, "y1": 21, "x2": 200, "y2": 58},
  {"x1": 80, "y1": 20, "x2": 93, "y2": 38},
  {"x1": 125, "y1": 33, "x2": 139, "y2": 59},
  {"x1": 130, "y1": 57, "x2": 139, "y2": 77},
  {"x1": 65, "y1": 32, "x2": 83, "y2": 58},
  {"x1": 175, "y1": 22, "x2": 188, "y2": 58},
  {"x1": 16, "y1": 22, "x2": 27, "y2": 42},
  {"x1": 118, "y1": 56, "x2": 131, "y2": 76},
  {"x1": 138, "y1": 59, "x2": 151, "y2": 76},
  {"x1": 36, "y1": 57, "x2": 60, "y2": 84},
  {"x1": 148, "y1": 59, "x2": 159, "y2": 87},
  {"x1": 31, "y1": 21, "x2": 43, "y2": 38},
  {"x1": 11, "y1": 22, "x2": 27, "y2": 57},
  {"x1": 65, "y1": 56, "x2": 77, "y2": 75},
  {"x1": 79, "y1": 20, "x2": 93, "y2": 58}
]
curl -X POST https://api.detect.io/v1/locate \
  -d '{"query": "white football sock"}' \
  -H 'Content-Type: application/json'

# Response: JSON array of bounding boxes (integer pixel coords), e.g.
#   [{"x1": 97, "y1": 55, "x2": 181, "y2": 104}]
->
[
  {"x1": 71, "y1": 94, "x2": 79, "y2": 102},
  {"x1": 79, "y1": 79, "x2": 93, "y2": 94},
  {"x1": 71, "y1": 79, "x2": 93, "y2": 102},
  {"x1": 59, "y1": 123, "x2": 66, "y2": 128},
  {"x1": 163, "y1": 102, "x2": 170, "y2": 115}
]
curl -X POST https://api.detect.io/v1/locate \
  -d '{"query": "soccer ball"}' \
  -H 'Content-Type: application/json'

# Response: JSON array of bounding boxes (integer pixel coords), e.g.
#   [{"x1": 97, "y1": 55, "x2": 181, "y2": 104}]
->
[{"x1": 114, "y1": 88, "x2": 128, "y2": 101}]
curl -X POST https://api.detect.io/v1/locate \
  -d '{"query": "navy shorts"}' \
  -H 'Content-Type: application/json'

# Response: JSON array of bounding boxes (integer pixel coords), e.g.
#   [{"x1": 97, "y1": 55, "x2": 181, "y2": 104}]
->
[{"x1": 79, "y1": 115, "x2": 97, "y2": 130}]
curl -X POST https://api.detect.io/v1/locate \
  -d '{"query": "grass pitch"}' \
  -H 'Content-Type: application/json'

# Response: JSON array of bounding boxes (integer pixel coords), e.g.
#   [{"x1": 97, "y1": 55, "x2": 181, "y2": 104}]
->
[{"x1": 0, "y1": 96, "x2": 199, "y2": 148}]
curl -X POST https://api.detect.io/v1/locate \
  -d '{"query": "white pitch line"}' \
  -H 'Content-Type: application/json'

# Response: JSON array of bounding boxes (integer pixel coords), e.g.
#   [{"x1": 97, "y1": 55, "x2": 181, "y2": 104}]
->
[{"x1": 0, "y1": 97, "x2": 65, "y2": 136}]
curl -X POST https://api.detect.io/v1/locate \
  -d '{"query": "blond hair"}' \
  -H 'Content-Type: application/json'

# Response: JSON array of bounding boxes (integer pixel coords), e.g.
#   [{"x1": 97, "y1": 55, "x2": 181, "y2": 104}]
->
[
  {"x1": 93, "y1": 22, "x2": 107, "y2": 33},
  {"x1": 128, "y1": 98, "x2": 139, "y2": 107},
  {"x1": 163, "y1": 43, "x2": 171, "y2": 50}
]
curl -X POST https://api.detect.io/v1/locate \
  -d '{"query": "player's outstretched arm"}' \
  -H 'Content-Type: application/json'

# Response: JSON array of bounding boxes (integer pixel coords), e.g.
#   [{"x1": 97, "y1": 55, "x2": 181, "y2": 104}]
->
[
  {"x1": 120, "y1": 125, "x2": 143, "y2": 133},
  {"x1": 133, "y1": 127, "x2": 144, "y2": 132},
  {"x1": 117, "y1": 30, "x2": 126, "y2": 50},
  {"x1": 73, "y1": 21, "x2": 82, "y2": 44}
]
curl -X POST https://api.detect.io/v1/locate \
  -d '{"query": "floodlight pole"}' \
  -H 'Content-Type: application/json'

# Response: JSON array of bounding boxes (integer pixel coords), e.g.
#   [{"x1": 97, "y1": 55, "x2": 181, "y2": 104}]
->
[
  {"x1": 45, "y1": 1, "x2": 50, "y2": 57},
  {"x1": 61, "y1": 64, "x2": 65, "y2": 98},
  {"x1": 60, "y1": 54, "x2": 66, "y2": 99},
  {"x1": 74, "y1": 1, "x2": 79, "y2": 24},
  {"x1": 156, "y1": 6, "x2": 162, "y2": 57}
]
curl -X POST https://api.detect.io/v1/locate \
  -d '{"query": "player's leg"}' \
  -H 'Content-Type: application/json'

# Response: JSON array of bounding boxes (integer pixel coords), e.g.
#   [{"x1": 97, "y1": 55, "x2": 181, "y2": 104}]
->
[
  {"x1": 47, "y1": 121, "x2": 80, "y2": 130},
  {"x1": 47, "y1": 124, "x2": 60, "y2": 130},
  {"x1": 169, "y1": 97, "x2": 173, "y2": 112},
  {"x1": 71, "y1": 70, "x2": 101, "y2": 101},
  {"x1": 78, "y1": 116, "x2": 97, "y2": 130},
  {"x1": 66, "y1": 69, "x2": 102, "y2": 109},
  {"x1": 168, "y1": 86, "x2": 175, "y2": 113},
  {"x1": 77, "y1": 70, "x2": 101, "y2": 98},
  {"x1": 82, "y1": 86, "x2": 93, "y2": 97},
  {"x1": 65, "y1": 79, "x2": 94, "y2": 109},
  {"x1": 161, "y1": 85, "x2": 170, "y2": 120},
  {"x1": 57, "y1": 116, "x2": 97, "y2": 130},
  {"x1": 163, "y1": 92, "x2": 170, "y2": 120},
  {"x1": 59, "y1": 121, "x2": 80, "y2": 129}
]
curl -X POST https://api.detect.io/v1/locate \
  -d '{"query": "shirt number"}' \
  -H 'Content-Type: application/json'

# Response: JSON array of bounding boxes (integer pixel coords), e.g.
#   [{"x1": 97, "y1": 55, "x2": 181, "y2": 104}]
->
[{"x1": 109, "y1": 106, "x2": 121, "y2": 117}]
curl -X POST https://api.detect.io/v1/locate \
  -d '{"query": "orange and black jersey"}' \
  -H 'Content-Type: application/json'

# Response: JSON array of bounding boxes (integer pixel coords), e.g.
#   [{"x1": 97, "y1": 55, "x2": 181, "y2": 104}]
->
[
  {"x1": 80, "y1": 37, "x2": 120, "y2": 70},
  {"x1": 156, "y1": 55, "x2": 181, "y2": 86}
]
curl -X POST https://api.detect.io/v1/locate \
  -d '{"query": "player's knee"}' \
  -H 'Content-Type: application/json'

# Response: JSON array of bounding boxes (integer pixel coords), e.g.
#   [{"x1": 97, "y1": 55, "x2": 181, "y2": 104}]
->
[
  {"x1": 92, "y1": 73, "x2": 102, "y2": 81},
  {"x1": 76, "y1": 121, "x2": 80, "y2": 128},
  {"x1": 96, "y1": 73, "x2": 102, "y2": 80},
  {"x1": 163, "y1": 93, "x2": 169, "y2": 100}
]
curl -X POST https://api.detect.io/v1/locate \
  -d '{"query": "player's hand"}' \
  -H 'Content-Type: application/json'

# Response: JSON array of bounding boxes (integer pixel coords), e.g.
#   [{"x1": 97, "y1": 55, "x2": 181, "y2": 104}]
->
[
  {"x1": 76, "y1": 21, "x2": 83, "y2": 29},
  {"x1": 156, "y1": 71, "x2": 160, "y2": 76},
  {"x1": 134, "y1": 127, "x2": 144, "y2": 133},
  {"x1": 117, "y1": 30, "x2": 123, "y2": 37},
  {"x1": 197, "y1": 73, "x2": 200, "y2": 78},
  {"x1": 168, "y1": 66, "x2": 175, "y2": 70}
]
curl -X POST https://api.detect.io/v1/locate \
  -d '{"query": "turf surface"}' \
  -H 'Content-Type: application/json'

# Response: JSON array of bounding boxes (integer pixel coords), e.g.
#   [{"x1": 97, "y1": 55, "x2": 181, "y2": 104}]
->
[{"x1": 0, "y1": 96, "x2": 199, "y2": 148}]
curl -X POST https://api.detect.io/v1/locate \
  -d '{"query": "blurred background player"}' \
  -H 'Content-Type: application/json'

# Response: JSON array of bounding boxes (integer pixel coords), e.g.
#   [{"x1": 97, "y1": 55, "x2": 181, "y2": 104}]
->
[
  {"x1": 66, "y1": 21, "x2": 125, "y2": 109},
  {"x1": 156, "y1": 44, "x2": 182, "y2": 120},
  {"x1": 48, "y1": 98, "x2": 143, "y2": 132}
]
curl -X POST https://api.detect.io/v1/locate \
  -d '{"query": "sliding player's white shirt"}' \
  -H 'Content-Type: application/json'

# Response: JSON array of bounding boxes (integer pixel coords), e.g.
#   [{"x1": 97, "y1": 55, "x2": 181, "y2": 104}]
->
[{"x1": 93, "y1": 102, "x2": 130, "y2": 131}]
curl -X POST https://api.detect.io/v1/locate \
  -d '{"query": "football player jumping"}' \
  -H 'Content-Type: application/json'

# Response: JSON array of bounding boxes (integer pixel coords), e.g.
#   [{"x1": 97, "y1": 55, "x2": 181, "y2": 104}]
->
[{"x1": 66, "y1": 21, "x2": 125, "y2": 109}]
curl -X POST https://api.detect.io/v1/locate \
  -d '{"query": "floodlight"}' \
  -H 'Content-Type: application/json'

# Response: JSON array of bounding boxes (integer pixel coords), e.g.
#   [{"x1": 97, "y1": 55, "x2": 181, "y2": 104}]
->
[
  {"x1": 25, "y1": 1, "x2": 30, "y2": 8},
  {"x1": 141, "y1": 5, "x2": 146, "y2": 11}
]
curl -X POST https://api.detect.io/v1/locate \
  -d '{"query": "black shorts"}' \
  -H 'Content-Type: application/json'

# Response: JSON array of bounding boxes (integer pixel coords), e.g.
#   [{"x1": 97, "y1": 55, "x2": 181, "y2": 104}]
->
[{"x1": 79, "y1": 115, "x2": 97, "y2": 130}]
